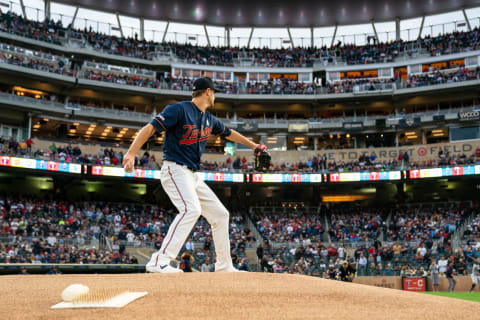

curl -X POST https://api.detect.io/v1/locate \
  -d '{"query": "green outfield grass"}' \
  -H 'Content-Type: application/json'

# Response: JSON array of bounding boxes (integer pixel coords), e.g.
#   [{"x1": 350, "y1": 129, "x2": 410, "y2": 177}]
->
[{"x1": 422, "y1": 291, "x2": 480, "y2": 302}]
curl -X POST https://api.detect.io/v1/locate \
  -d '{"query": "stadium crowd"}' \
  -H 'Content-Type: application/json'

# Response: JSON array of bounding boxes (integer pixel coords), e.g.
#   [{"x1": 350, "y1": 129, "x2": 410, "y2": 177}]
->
[
  {"x1": 1, "y1": 10, "x2": 480, "y2": 68},
  {"x1": 0, "y1": 190, "x2": 478, "y2": 277},
  {"x1": 3, "y1": 38, "x2": 480, "y2": 96},
  {"x1": 3, "y1": 20, "x2": 480, "y2": 96},
  {"x1": 385, "y1": 203, "x2": 469, "y2": 242},
  {"x1": 250, "y1": 202, "x2": 479, "y2": 279},
  {"x1": 0, "y1": 49, "x2": 73, "y2": 76},
  {"x1": 167, "y1": 77, "x2": 317, "y2": 95},
  {"x1": 81, "y1": 70, "x2": 161, "y2": 88}
]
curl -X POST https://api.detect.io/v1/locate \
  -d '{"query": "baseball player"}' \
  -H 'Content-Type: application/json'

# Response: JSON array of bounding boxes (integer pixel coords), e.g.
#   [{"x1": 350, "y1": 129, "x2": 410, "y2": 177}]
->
[
  {"x1": 123, "y1": 77, "x2": 267, "y2": 273},
  {"x1": 470, "y1": 259, "x2": 480, "y2": 292}
]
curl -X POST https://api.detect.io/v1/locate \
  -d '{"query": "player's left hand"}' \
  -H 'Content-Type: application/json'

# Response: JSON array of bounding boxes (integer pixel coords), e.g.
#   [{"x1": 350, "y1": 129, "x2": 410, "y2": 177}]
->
[{"x1": 123, "y1": 153, "x2": 135, "y2": 173}]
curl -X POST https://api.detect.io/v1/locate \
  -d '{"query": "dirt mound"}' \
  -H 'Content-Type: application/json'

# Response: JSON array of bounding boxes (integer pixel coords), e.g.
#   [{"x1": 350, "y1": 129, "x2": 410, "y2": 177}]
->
[{"x1": 0, "y1": 273, "x2": 478, "y2": 319}]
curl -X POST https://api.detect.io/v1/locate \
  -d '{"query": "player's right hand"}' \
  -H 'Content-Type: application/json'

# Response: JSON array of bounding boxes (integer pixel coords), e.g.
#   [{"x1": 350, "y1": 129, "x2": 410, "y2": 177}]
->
[{"x1": 123, "y1": 153, "x2": 135, "y2": 173}]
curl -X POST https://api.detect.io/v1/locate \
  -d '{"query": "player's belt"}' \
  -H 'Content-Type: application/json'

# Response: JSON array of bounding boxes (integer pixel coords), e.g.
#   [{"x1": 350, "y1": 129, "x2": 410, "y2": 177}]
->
[{"x1": 164, "y1": 160, "x2": 196, "y2": 172}]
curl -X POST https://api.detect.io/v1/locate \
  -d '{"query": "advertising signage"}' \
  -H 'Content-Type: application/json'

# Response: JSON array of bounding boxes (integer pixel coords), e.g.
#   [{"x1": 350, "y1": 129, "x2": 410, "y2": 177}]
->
[
  {"x1": 0, "y1": 156, "x2": 81, "y2": 174},
  {"x1": 329, "y1": 171, "x2": 401, "y2": 182}
]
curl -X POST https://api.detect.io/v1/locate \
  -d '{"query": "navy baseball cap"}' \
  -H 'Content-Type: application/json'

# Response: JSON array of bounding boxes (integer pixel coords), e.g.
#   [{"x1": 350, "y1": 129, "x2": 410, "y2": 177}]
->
[{"x1": 193, "y1": 77, "x2": 217, "y2": 92}]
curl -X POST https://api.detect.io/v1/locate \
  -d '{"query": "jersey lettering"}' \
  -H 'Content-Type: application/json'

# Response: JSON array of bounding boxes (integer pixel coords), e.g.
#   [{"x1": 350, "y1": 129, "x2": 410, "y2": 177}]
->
[{"x1": 180, "y1": 125, "x2": 213, "y2": 145}]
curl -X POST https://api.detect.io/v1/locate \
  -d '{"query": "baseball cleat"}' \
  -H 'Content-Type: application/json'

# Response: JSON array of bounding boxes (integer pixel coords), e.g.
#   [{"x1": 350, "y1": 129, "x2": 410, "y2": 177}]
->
[
  {"x1": 146, "y1": 253, "x2": 183, "y2": 273},
  {"x1": 146, "y1": 264, "x2": 183, "y2": 273}
]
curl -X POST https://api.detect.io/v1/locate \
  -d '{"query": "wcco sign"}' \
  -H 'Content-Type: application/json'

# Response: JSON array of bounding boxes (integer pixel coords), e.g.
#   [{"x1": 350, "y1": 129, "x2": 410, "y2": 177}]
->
[{"x1": 458, "y1": 110, "x2": 480, "y2": 121}]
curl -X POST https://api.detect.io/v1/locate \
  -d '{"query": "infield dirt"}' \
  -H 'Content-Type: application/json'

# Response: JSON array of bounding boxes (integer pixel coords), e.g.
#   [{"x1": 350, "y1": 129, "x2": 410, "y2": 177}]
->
[{"x1": 0, "y1": 273, "x2": 479, "y2": 319}]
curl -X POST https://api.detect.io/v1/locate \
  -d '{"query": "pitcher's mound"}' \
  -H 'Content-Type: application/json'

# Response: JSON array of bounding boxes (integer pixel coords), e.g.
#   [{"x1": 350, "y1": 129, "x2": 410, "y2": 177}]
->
[{"x1": 0, "y1": 273, "x2": 478, "y2": 319}]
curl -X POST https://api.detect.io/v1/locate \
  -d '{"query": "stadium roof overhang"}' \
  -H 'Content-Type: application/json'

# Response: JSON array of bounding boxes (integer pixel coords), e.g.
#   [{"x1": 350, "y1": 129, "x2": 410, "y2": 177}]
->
[{"x1": 54, "y1": 0, "x2": 480, "y2": 28}]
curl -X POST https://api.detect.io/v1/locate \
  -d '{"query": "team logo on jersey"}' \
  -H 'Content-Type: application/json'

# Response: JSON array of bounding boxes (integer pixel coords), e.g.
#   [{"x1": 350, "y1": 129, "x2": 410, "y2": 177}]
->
[{"x1": 180, "y1": 125, "x2": 212, "y2": 145}]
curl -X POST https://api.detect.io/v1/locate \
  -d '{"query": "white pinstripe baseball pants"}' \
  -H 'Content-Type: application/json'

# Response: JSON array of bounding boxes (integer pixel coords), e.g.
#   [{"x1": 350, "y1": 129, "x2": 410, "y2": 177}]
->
[{"x1": 153, "y1": 161, "x2": 233, "y2": 272}]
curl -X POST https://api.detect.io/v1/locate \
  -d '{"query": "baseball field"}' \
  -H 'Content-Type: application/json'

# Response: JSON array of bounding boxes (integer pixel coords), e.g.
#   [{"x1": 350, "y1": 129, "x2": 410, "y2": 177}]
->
[
  {"x1": 1, "y1": 273, "x2": 479, "y2": 319},
  {"x1": 422, "y1": 291, "x2": 480, "y2": 303}
]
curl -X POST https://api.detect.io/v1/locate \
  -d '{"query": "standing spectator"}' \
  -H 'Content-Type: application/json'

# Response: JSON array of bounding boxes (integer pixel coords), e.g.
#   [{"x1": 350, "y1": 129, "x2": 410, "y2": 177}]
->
[
  {"x1": 358, "y1": 252, "x2": 367, "y2": 270},
  {"x1": 470, "y1": 259, "x2": 480, "y2": 293},
  {"x1": 446, "y1": 261, "x2": 456, "y2": 292},
  {"x1": 403, "y1": 152, "x2": 410, "y2": 164},
  {"x1": 456, "y1": 258, "x2": 467, "y2": 276},
  {"x1": 185, "y1": 238, "x2": 195, "y2": 252},
  {"x1": 26, "y1": 138, "x2": 33, "y2": 152},
  {"x1": 338, "y1": 245, "x2": 345, "y2": 260},
  {"x1": 256, "y1": 244, "x2": 264, "y2": 263},
  {"x1": 438, "y1": 255, "x2": 448, "y2": 274},
  {"x1": 429, "y1": 259, "x2": 440, "y2": 292},
  {"x1": 201, "y1": 257, "x2": 212, "y2": 272}
]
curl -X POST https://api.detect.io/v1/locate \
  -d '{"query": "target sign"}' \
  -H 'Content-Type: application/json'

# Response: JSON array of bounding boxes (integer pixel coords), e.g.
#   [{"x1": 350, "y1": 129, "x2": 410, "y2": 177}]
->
[{"x1": 417, "y1": 147, "x2": 427, "y2": 157}]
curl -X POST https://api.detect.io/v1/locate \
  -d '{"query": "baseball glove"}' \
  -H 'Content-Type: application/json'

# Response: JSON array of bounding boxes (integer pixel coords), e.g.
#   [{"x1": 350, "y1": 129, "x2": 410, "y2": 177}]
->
[{"x1": 254, "y1": 144, "x2": 271, "y2": 171}]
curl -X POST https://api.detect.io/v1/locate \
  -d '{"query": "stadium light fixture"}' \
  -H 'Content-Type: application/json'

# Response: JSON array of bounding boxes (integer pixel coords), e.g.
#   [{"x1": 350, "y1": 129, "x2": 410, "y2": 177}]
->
[
  {"x1": 405, "y1": 132, "x2": 416, "y2": 136},
  {"x1": 432, "y1": 129, "x2": 443, "y2": 133}
]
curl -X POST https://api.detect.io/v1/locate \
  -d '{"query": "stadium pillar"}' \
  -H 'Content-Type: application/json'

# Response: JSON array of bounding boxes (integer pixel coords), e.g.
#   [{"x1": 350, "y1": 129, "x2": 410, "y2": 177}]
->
[
  {"x1": 116, "y1": 12, "x2": 124, "y2": 38},
  {"x1": 162, "y1": 21, "x2": 170, "y2": 43},
  {"x1": 395, "y1": 17, "x2": 400, "y2": 41},
  {"x1": 371, "y1": 21, "x2": 379, "y2": 43},
  {"x1": 247, "y1": 27, "x2": 255, "y2": 48},
  {"x1": 226, "y1": 27, "x2": 231, "y2": 47},
  {"x1": 462, "y1": 9, "x2": 472, "y2": 31},
  {"x1": 44, "y1": 0, "x2": 51, "y2": 21},
  {"x1": 418, "y1": 16, "x2": 425, "y2": 39},
  {"x1": 71, "y1": 6, "x2": 79, "y2": 28},
  {"x1": 19, "y1": 0, "x2": 27, "y2": 19},
  {"x1": 287, "y1": 27, "x2": 294, "y2": 48},
  {"x1": 27, "y1": 113, "x2": 31, "y2": 139},
  {"x1": 310, "y1": 27, "x2": 314, "y2": 48},
  {"x1": 331, "y1": 24, "x2": 338, "y2": 47},
  {"x1": 204, "y1": 25, "x2": 211, "y2": 47},
  {"x1": 140, "y1": 17, "x2": 144, "y2": 41}
]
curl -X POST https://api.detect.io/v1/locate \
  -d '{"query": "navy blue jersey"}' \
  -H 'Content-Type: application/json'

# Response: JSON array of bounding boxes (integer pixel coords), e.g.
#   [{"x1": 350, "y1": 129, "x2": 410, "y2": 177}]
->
[{"x1": 150, "y1": 101, "x2": 231, "y2": 170}]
